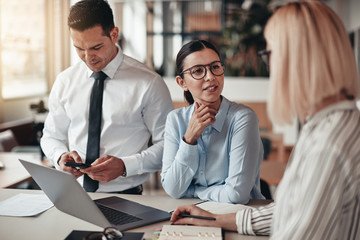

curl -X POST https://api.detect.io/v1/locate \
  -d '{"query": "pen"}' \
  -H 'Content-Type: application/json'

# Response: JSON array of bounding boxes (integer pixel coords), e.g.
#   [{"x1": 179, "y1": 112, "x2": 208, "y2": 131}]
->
[
  {"x1": 178, "y1": 213, "x2": 216, "y2": 221},
  {"x1": 169, "y1": 201, "x2": 208, "y2": 214}
]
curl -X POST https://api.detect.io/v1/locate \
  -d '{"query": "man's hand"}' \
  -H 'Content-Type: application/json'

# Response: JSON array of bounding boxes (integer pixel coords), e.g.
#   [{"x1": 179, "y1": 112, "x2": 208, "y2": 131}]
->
[
  {"x1": 183, "y1": 102, "x2": 218, "y2": 145},
  {"x1": 80, "y1": 155, "x2": 126, "y2": 182},
  {"x1": 58, "y1": 151, "x2": 84, "y2": 178}
]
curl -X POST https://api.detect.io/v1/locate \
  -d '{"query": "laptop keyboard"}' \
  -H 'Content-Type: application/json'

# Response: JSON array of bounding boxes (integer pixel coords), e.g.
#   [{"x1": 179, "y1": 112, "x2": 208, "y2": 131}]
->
[{"x1": 96, "y1": 203, "x2": 142, "y2": 225}]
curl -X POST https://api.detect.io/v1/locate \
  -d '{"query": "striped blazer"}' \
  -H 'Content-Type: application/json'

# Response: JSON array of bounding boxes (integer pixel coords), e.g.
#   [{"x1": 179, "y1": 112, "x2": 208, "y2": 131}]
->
[{"x1": 236, "y1": 100, "x2": 360, "y2": 240}]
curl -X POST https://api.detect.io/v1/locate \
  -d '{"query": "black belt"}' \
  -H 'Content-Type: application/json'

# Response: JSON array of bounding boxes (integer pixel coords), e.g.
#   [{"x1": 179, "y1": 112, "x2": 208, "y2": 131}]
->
[{"x1": 111, "y1": 185, "x2": 143, "y2": 195}]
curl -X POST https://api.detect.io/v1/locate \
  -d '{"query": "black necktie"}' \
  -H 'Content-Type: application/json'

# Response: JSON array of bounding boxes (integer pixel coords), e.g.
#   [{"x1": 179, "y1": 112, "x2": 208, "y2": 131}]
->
[{"x1": 84, "y1": 71, "x2": 107, "y2": 192}]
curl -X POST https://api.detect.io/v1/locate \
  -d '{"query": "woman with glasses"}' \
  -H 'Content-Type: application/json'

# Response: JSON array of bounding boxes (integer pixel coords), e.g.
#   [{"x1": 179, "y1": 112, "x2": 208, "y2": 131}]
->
[
  {"x1": 169, "y1": 2, "x2": 360, "y2": 239},
  {"x1": 161, "y1": 40, "x2": 264, "y2": 204}
]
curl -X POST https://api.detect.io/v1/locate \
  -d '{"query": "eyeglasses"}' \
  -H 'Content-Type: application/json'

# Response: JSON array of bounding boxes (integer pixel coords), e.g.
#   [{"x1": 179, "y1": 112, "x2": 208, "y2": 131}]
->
[
  {"x1": 83, "y1": 227, "x2": 123, "y2": 240},
  {"x1": 180, "y1": 61, "x2": 224, "y2": 80},
  {"x1": 257, "y1": 49, "x2": 271, "y2": 68}
]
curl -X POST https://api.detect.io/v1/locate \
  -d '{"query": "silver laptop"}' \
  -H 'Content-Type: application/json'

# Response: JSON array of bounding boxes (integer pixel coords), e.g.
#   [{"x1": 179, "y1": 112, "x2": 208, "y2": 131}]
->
[{"x1": 19, "y1": 159, "x2": 170, "y2": 231}]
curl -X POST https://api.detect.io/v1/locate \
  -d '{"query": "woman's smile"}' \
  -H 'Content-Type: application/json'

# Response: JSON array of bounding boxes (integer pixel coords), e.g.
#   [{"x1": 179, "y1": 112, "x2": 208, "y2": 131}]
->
[{"x1": 203, "y1": 85, "x2": 218, "y2": 92}]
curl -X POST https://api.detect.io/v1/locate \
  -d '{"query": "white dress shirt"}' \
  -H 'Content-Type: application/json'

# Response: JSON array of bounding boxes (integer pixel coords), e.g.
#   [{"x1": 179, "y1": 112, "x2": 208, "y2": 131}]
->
[
  {"x1": 236, "y1": 100, "x2": 360, "y2": 239},
  {"x1": 41, "y1": 46, "x2": 173, "y2": 192}
]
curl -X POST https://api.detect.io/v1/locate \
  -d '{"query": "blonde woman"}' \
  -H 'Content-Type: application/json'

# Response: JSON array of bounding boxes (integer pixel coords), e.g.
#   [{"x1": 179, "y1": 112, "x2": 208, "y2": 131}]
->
[{"x1": 170, "y1": 1, "x2": 360, "y2": 239}]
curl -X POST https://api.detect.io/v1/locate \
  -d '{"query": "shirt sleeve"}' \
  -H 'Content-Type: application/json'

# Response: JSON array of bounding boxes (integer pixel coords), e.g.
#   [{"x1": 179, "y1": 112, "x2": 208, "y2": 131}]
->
[
  {"x1": 121, "y1": 75, "x2": 173, "y2": 176},
  {"x1": 40, "y1": 77, "x2": 70, "y2": 168},
  {"x1": 271, "y1": 145, "x2": 353, "y2": 239},
  {"x1": 195, "y1": 110, "x2": 264, "y2": 203},
  {"x1": 160, "y1": 111, "x2": 200, "y2": 198},
  {"x1": 236, "y1": 202, "x2": 274, "y2": 236}
]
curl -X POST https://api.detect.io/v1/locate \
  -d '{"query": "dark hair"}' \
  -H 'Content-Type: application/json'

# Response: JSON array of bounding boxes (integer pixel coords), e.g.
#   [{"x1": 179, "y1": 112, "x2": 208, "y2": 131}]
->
[
  {"x1": 176, "y1": 40, "x2": 221, "y2": 104},
  {"x1": 68, "y1": 0, "x2": 115, "y2": 37}
]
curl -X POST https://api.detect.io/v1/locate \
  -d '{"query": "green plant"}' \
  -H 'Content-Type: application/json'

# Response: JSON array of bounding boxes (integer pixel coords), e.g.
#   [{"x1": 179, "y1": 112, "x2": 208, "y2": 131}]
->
[{"x1": 221, "y1": 0, "x2": 272, "y2": 77}]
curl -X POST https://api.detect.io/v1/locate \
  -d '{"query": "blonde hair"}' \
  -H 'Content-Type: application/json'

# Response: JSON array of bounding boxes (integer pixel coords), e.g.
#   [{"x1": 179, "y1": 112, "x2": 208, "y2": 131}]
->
[{"x1": 265, "y1": 0, "x2": 360, "y2": 124}]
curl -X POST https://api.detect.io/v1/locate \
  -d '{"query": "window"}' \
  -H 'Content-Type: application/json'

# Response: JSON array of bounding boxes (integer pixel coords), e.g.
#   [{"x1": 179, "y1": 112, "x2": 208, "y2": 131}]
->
[
  {"x1": 111, "y1": 0, "x2": 271, "y2": 77},
  {"x1": 0, "y1": 0, "x2": 70, "y2": 99},
  {"x1": 0, "y1": 0, "x2": 47, "y2": 99}
]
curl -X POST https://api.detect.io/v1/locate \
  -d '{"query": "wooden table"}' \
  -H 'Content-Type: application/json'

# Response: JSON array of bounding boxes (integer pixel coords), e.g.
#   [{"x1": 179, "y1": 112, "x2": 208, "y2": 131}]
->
[{"x1": 0, "y1": 152, "x2": 43, "y2": 188}]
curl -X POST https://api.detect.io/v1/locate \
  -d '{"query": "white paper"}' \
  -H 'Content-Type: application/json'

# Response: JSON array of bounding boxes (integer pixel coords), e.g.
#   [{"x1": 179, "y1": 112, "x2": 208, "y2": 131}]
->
[
  {"x1": 0, "y1": 193, "x2": 53, "y2": 217},
  {"x1": 197, "y1": 201, "x2": 253, "y2": 214}
]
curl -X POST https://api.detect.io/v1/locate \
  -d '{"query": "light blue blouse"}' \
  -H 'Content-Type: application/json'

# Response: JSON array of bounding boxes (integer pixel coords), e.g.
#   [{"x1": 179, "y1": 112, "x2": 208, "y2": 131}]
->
[{"x1": 161, "y1": 96, "x2": 264, "y2": 204}]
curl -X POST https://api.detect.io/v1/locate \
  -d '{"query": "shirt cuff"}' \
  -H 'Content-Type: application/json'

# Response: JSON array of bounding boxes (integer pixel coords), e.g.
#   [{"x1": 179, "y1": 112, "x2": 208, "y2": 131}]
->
[
  {"x1": 236, "y1": 208, "x2": 255, "y2": 235},
  {"x1": 121, "y1": 155, "x2": 138, "y2": 177},
  {"x1": 52, "y1": 149, "x2": 68, "y2": 169}
]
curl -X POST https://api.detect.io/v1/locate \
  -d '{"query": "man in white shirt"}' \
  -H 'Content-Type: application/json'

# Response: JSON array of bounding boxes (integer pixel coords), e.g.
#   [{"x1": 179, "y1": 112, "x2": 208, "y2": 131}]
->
[{"x1": 41, "y1": 0, "x2": 173, "y2": 193}]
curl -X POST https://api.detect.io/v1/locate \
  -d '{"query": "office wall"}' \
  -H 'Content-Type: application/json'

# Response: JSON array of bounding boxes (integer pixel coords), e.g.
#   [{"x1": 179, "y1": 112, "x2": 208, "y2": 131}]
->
[
  {"x1": 348, "y1": 0, "x2": 360, "y2": 31},
  {"x1": 1, "y1": 97, "x2": 45, "y2": 123},
  {"x1": 326, "y1": 0, "x2": 360, "y2": 31}
]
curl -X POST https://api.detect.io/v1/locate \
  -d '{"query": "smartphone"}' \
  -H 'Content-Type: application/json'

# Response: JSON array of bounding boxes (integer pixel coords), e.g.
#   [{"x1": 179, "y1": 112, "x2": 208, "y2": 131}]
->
[{"x1": 64, "y1": 162, "x2": 91, "y2": 169}]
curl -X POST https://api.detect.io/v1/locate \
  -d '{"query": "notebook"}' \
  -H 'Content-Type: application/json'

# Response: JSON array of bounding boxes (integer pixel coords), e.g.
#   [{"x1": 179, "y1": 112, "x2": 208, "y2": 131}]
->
[
  {"x1": 159, "y1": 225, "x2": 222, "y2": 240},
  {"x1": 19, "y1": 159, "x2": 171, "y2": 231}
]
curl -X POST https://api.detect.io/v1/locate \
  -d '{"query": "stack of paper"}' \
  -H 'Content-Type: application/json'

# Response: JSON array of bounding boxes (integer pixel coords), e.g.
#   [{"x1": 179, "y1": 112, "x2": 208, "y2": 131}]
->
[{"x1": 159, "y1": 225, "x2": 222, "y2": 240}]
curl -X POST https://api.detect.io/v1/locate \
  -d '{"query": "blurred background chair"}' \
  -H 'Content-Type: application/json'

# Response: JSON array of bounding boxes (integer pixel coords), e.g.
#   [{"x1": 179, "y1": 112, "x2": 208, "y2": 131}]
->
[
  {"x1": 260, "y1": 179, "x2": 272, "y2": 200},
  {"x1": 0, "y1": 129, "x2": 41, "y2": 189},
  {"x1": 261, "y1": 137, "x2": 272, "y2": 161},
  {"x1": 0, "y1": 129, "x2": 19, "y2": 152},
  {"x1": 260, "y1": 137, "x2": 273, "y2": 200},
  {"x1": 0, "y1": 129, "x2": 40, "y2": 154}
]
